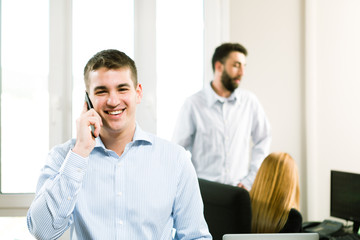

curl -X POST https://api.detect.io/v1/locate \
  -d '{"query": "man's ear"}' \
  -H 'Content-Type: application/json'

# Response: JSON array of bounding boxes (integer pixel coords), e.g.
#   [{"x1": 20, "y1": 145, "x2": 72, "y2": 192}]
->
[
  {"x1": 136, "y1": 83, "x2": 143, "y2": 104},
  {"x1": 214, "y1": 60, "x2": 224, "y2": 73}
]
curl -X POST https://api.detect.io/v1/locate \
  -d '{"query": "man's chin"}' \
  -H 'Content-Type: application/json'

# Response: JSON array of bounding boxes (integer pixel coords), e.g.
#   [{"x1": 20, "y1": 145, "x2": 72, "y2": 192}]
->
[
  {"x1": 102, "y1": 124, "x2": 124, "y2": 134},
  {"x1": 231, "y1": 83, "x2": 240, "y2": 91}
]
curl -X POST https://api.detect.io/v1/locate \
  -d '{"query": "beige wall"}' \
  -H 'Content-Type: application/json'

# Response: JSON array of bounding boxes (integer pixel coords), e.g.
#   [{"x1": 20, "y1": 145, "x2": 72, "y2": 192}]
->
[
  {"x1": 228, "y1": 0, "x2": 360, "y2": 221},
  {"x1": 315, "y1": 0, "x2": 360, "y2": 221}
]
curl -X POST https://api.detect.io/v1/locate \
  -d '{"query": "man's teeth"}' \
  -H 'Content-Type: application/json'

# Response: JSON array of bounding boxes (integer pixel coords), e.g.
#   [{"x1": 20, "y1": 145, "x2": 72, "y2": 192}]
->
[{"x1": 108, "y1": 110, "x2": 123, "y2": 115}]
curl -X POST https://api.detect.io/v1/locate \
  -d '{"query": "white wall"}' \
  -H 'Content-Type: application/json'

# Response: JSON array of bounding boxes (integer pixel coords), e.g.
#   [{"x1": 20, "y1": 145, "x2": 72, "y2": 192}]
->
[
  {"x1": 228, "y1": 0, "x2": 360, "y2": 222},
  {"x1": 313, "y1": 0, "x2": 360, "y2": 221},
  {"x1": 134, "y1": 0, "x2": 157, "y2": 134},
  {"x1": 229, "y1": 0, "x2": 306, "y2": 216}
]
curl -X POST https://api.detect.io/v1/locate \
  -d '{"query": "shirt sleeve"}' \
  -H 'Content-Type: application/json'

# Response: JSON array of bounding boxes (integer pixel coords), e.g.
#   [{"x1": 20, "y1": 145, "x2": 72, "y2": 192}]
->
[
  {"x1": 172, "y1": 99, "x2": 195, "y2": 152},
  {"x1": 27, "y1": 148, "x2": 88, "y2": 240},
  {"x1": 241, "y1": 97, "x2": 272, "y2": 190},
  {"x1": 172, "y1": 149, "x2": 212, "y2": 240}
]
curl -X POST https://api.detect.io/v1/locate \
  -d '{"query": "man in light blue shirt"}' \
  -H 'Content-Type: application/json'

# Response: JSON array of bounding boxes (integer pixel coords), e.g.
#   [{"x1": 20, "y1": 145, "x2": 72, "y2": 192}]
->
[
  {"x1": 27, "y1": 49, "x2": 211, "y2": 240},
  {"x1": 172, "y1": 43, "x2": 271, "y2": 190}
]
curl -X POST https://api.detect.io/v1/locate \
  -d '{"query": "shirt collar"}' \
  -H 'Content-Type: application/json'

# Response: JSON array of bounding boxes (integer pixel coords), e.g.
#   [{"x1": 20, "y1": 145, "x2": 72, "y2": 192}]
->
[
  {"x1": 132, "y1": 123, "x2": 153, "y2": 144},
  {"x1": 205, "y1": 81, "x2": 238, "y2": 107},
  {"x1": 94, "y1": 123, "x2": 153, "y2": 150}
]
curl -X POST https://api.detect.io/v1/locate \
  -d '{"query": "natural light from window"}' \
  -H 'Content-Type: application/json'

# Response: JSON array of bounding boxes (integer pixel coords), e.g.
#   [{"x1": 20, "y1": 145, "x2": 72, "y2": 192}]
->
[
  {"x1": 72, "y1": 0, "x2": 134, "y2": 137},
  {"x1": 1, "y1": 0, "x2": 49, "y2": 194},
  {"x1": 156, "y1": 0, "x2": 204, "y2": 140}
]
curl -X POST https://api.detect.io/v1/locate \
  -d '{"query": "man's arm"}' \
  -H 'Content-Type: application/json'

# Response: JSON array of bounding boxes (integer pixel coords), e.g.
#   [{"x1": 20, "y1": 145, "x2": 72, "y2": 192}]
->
[
  {"x1": 240, "y1": 98, "x2": 272, "y2": 190},
  {"x1": 172, "y1": 100, "x2": 195, "y2": 152},
  {"x1": 172, "y1": 150, "x2": 212, "y2": 240},
  {"x1": 27, "y1": 102, "x2": 100, "y2": 239},
  {"x1": 27, "y1": 148, "x2": 88, "y2": 239}
]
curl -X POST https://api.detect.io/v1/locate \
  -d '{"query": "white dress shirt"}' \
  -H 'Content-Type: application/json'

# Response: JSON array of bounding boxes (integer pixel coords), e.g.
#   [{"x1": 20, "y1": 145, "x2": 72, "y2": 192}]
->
[
  {"x1": 27, "y1": 125, "x2": 211, "y2": 240},
  {"x1": 172, "y1": 83, "x2": 271, "y2": 189}
]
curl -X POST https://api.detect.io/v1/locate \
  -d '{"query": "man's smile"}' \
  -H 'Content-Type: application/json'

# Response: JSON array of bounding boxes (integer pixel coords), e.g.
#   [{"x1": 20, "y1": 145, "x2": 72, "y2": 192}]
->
[{"x1": 106, "y1": 109, "x2": 124, "y2": 115}]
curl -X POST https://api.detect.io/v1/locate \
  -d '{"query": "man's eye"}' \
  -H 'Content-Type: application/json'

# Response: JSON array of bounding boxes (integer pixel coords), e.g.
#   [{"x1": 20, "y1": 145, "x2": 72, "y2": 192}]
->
[{"x1": 95, "y1": 91, "x2": 106, "y2": 95}]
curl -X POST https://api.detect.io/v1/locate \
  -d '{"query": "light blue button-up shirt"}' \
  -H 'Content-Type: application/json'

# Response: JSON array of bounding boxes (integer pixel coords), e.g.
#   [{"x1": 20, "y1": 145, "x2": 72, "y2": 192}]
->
[
  {"x1": 172, "y1": 83, "x2": 271, "y2": 190},
  {"x1": 27, "y1": 125, "x2": 211, "y2": 240}
]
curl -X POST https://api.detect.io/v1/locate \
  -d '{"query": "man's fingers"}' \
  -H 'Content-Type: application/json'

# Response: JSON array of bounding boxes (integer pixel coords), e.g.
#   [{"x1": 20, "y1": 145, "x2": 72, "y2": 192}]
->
[
  {"x1": 82, "y1": 101, "x2": 89, "y2": 113},
  {"x1": 80, "y1": 104, "x2": 103, "y2": 137},
  {"x1": 88, "y1": 117, "x2": 101, "y2": 137}
]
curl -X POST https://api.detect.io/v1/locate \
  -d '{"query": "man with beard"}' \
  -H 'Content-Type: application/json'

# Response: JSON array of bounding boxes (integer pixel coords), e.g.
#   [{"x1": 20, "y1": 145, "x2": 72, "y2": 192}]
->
[{"x1": 172, "y1": 43, "x2": 271, "y2": 190}]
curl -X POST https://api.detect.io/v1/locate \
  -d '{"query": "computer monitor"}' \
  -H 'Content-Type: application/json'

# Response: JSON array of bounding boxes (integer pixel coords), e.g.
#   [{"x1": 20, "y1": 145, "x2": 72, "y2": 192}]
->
[{"x1": 331, "y1": 170, "x2": 360, "y2": 233}]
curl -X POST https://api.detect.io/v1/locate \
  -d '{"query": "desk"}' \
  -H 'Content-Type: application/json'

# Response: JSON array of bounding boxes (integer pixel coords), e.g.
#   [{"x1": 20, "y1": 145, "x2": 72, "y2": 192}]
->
[{"x1": 303, "y1": 221, "x2": 360, "y2": 240}]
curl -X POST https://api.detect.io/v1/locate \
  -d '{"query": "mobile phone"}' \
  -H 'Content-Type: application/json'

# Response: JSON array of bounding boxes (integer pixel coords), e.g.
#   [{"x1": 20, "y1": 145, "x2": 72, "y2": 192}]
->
[{"x1": 85, "y1": 91, "x2": 96, "y2": 138}]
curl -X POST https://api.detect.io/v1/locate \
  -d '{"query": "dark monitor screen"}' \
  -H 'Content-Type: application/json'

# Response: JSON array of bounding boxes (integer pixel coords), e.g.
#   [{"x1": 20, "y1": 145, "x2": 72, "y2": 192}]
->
[{"x1": 331, "y1": 170, "x2": 360, "y2": 232}]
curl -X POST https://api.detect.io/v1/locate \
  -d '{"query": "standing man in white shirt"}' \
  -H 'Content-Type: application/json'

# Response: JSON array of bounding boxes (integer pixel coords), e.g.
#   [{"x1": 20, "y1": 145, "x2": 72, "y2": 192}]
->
[{"x1": 172, "y1": 43, "x2": 271, "y2": 190}]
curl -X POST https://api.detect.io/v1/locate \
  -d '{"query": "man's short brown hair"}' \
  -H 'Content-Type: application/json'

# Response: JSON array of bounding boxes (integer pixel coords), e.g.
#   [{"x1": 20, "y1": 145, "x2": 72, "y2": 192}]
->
[
  {"x1": 211, "y1": 43, "x2": 248, "y2": 72},
  {"x1": 84, "y1": 49, "x2": 138, "y2": 91}
]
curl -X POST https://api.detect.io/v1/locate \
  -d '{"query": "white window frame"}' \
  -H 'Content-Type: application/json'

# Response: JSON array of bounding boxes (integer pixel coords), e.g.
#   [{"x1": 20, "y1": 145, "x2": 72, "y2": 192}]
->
[{"x1": 0, "y1": 0, "x2": 73, "y2": 216}]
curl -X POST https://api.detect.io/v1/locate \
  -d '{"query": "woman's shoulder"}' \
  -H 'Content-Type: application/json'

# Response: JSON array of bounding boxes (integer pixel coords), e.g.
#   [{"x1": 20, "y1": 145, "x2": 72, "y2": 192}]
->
[
  {"x1": 280, "y1": 208, "x2": 303, "y2": 233},
  {"x1": 289, "y1": 208, "x2": 302, "y2": 219}
]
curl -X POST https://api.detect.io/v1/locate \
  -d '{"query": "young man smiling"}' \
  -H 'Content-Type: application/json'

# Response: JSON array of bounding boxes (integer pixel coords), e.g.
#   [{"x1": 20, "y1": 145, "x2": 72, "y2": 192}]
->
[
  {"x1": 172, "y1": 43, "x2": 272, "y2": 190},
  {"x1": 27, "y1": 49, "x2": 211, "y2": 240}
]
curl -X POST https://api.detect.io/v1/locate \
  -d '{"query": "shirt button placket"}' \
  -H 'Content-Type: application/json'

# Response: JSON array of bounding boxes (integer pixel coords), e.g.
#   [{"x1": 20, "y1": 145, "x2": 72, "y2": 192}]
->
[
  {"x1": 115, "y1": 159, "x2": 125, "y2": 237},
  {"x1": 223, "y1": 101, "x2": 231, "y2": 183}
]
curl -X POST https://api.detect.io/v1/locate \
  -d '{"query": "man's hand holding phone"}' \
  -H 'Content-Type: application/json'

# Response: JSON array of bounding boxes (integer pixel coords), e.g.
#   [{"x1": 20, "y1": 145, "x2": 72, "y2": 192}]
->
[{"x1": 72, "y1": 93, "x2": 103, "y2": 158}]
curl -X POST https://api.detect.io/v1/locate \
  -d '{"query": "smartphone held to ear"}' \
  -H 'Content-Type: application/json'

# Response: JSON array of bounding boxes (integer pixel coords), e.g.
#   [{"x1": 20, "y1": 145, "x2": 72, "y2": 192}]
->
[
  {"x1": 85, "y1": 92, "x2": 96, "y2": 138},
  {"x1": 85, "y1": 91, "x2": 94, "y2": 109}
]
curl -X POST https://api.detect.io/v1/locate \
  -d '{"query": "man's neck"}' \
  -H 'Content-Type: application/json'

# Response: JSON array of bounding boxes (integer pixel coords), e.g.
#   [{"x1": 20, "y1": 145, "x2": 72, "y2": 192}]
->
[
  {"x1": 100, "y1": 124, "x2": 136, "y2": 157},
  {"x1": 211, "y1": 79, "x2": 232, "y2": 98}
]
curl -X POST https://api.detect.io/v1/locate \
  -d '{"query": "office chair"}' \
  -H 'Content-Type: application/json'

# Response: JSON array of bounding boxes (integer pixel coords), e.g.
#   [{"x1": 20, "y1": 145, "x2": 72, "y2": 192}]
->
[{"x1": 198, "y1": 178, "x2": 252, "y2": 240}]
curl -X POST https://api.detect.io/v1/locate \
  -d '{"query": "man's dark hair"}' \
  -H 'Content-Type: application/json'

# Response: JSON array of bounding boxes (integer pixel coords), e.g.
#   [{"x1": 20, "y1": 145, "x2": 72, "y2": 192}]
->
[
  {"x1": 211, "y1": 43, "x2": 248, "y2": 72},
  {"x1": 84, "y1": 49, "x2": 138, "y2": 91}
]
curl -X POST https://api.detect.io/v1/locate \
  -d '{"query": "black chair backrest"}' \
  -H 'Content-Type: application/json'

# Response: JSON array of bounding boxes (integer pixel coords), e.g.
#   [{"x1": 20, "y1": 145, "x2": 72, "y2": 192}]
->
[{"x1": 198, "y1": 178, "x2": 252, "y2": 240}]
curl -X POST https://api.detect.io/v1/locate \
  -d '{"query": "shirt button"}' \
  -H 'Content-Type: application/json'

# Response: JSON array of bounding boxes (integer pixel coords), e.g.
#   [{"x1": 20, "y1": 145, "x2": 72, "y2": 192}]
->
[
  {"x1": 117, "y1": 192, "x2": 122, "y2": 196},
  {"x1": 118, "y1": 220, "x2": 123, "y2": 225},
  {"x1": 67, "y1": 196, "x2": 71, "y2": 200},
  {"x1": 117, "y1": 163, "x2": 122, "y2": 167},
  {"x1": 77, "y1": 168, "x2": 82, "y2": 173}
]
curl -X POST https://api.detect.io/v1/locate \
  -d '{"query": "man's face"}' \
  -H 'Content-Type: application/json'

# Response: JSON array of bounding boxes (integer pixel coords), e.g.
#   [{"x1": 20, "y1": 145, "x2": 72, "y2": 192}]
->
[
  {"x1": 88, "y1": 67, "x2": 142, "y2": 135},
  {"x1": 220, "y1": 51, "x2": 246, "y2": 92}
]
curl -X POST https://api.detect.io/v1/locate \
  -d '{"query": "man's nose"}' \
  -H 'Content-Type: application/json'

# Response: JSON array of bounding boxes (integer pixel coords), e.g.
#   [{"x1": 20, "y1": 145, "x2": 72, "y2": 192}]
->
[
  {"x1": 107, "y1": 93, "x2": 120, "y2": 106},
  {"x1": 238, "y1": 64, "x2": 245, "y2": 75}
]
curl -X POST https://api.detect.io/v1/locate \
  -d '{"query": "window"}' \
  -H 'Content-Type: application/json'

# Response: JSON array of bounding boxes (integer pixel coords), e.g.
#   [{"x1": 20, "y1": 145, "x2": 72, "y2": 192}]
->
[
  {"x1": 1, "y1": 1, "x2": 212, "y2": 238},
  {"x1": 1, "y1": 0, "x2": 49, "y2": 194},
  {"x1": 156, "y1": 0, "x2": 204, "y2": 140},
  {"x1": 0, "y1": 1, "x2": 134, "y2": 238},
  {"x1": 71, "y1": 0, "x2": 134, "y2": 136},
  {"x1": 1, "y1": 0, "x2": 207, "y2": 195},
  {"x1": 0, "y1": 0, "x2": 134, "y2": 194}
]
